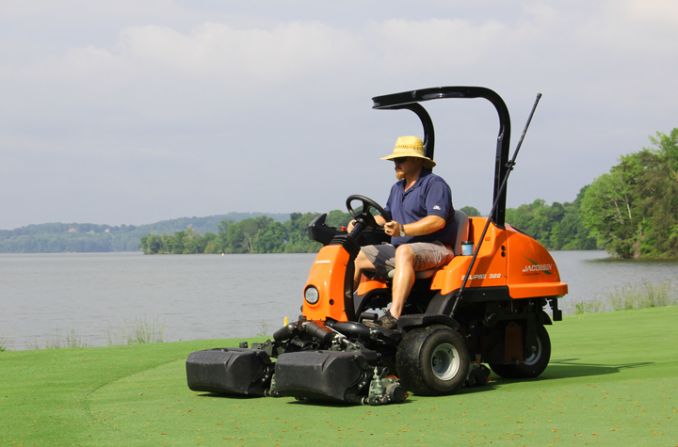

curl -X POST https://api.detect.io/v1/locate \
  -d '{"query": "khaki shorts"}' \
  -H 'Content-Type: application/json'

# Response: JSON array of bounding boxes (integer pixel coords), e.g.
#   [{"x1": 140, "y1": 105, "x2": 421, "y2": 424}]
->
[{"x1": 362, "y1": 242, "x2": 454, "y2": 279}]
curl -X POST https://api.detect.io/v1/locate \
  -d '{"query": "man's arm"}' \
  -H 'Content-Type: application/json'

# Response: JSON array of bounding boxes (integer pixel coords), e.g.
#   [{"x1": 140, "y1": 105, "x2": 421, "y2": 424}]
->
[
  {"x1": 383, "y1": 215, "x2": 445, "y2": 237},
  {"x1": 347, "y1": 214, "x2": 387, "y2": 233}
]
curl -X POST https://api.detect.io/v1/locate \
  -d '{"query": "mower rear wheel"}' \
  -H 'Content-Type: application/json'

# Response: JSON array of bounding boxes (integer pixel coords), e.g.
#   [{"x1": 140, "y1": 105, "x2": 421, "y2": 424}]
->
[
  {"x1": 490, "y1": 324, "x2": 551, "y2": 379},
  {"x1": 396, "y1": 325, "x2": 469, "y2": 395}
]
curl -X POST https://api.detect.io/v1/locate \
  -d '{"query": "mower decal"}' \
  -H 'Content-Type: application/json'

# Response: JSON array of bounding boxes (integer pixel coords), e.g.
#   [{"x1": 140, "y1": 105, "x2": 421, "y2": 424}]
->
[
  {"x1": 461, "y1": 273, "x2": 502, "y2": 281},
  {"x1": 522, "y1": 257, "x2": 552, "y2": 275}
]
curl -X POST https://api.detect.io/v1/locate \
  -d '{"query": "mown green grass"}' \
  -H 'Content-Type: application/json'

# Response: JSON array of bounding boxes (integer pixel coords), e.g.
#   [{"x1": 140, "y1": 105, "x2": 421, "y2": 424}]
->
[{"x1": 2, "y1": 307, "x2": 677, "y2": 446}]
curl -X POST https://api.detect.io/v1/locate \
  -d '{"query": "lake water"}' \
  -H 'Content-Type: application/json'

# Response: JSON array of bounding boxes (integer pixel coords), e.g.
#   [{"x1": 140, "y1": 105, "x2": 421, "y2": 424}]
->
[{"x1": 1, "y1": 251, "x2": 676, "y2": 350}]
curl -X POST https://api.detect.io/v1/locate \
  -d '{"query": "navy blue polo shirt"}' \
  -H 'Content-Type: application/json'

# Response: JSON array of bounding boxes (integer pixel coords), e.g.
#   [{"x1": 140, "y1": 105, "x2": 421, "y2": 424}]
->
[{"x1": 384, "y1": 171, "x2": 455, "y2": 246}]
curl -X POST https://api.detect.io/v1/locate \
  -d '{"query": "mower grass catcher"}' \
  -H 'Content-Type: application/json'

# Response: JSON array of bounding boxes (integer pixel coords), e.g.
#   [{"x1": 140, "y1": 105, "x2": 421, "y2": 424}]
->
[{"x1": 186, "y1": 86, "x2": 567, "y2": 405}]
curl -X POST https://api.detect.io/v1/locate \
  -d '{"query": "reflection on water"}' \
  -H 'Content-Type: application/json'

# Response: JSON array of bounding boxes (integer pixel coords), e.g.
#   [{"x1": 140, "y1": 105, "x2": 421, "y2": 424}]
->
[{"x1": 0, "y1": 251, "x2": 676, "y2": 350}]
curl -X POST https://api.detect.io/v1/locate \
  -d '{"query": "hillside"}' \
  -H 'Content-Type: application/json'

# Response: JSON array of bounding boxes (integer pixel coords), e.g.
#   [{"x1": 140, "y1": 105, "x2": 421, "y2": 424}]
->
[{"x1": 0, "y1": 213, "x2": 288, "y2": 253}]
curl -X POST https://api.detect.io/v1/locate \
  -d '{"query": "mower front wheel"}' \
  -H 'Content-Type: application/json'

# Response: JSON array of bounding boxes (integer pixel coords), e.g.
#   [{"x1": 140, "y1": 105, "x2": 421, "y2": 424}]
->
[{"x1": 396, "y1": 325, "x2": 470, "y2": 395}]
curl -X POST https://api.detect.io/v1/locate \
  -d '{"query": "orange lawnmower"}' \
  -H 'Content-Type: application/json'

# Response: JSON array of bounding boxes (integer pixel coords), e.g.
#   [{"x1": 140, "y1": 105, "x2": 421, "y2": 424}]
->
[{"x1": 186, "y1": 86, "x2": 568, "y2": 405}]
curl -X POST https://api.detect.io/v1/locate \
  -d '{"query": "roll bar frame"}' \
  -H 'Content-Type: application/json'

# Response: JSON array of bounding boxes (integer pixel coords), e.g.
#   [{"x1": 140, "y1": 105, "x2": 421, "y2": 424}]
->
[{"x1": 372, "y1": 86, "x2": 512, "y2": 227}]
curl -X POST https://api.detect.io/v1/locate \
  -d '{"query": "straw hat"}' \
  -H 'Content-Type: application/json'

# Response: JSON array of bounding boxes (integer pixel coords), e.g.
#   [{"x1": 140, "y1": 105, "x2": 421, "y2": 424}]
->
[{"x1": 381, "y1": 136, "x2": 436, "y2": 169}]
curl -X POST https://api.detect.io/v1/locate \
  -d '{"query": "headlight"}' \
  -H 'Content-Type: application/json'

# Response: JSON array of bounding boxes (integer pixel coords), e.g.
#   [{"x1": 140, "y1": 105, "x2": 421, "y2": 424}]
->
[{"x1": 304, "y1": 286, "x2": 320, "y2": 305}]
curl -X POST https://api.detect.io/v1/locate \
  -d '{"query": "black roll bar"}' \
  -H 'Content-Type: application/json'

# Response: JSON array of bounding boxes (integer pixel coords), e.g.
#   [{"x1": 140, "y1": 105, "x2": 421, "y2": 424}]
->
[{"x1": 372, "y1": 86, "x2": 512, "y2": 226}]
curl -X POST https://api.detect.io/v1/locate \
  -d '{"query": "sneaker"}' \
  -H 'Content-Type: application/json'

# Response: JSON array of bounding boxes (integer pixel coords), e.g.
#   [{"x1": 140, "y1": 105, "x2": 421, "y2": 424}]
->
[{"x1": 363, "y1": 311, "x2": 398, "y2": 330}]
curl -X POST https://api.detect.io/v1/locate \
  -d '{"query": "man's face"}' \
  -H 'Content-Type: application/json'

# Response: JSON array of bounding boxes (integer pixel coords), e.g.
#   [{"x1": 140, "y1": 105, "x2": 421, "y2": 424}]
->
[{"x1": 393, "y1": 157, "x2": 423, "y2": 180}]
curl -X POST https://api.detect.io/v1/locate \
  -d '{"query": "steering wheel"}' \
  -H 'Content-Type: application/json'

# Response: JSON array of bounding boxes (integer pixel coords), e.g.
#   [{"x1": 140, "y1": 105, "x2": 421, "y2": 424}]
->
[{"x1": 345, "y1": 194, "x2": 390, "y2": 228}]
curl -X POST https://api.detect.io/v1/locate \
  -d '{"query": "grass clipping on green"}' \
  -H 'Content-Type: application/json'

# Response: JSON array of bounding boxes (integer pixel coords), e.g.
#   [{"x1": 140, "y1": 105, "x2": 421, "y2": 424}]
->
[{"x1": 2, "y1": 307, "x2": 678, "y2": 446}]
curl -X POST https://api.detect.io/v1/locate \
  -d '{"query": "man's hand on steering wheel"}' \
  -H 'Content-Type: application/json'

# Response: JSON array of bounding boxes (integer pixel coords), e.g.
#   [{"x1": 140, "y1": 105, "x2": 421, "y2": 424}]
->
[
  {"x1": 345, "y1": 194, "x2": 390, "y2": 233},
  {"x1": 347, "y1": 214, "x2": 387, "y2": 233}
]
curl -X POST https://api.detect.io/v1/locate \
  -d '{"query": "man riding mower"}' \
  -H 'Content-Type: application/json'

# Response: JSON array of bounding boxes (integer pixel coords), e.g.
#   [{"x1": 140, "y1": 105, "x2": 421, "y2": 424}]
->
[{"x1": 186, "y1": 86, "x2": 568, "y2": 405}]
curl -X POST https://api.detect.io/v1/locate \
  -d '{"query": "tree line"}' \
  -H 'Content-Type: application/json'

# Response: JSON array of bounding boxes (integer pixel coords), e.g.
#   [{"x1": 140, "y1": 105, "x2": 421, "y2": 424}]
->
[
  {"x1": 507, "y1": 128, "x2": 676, "y2": 258},
  {"x1": 141, "y1": 129, "x2": 677, "y2": 259},
  {"x1": 139, "y1": 199, "x2": 595, "y2": 255},
  {"x1": 579, "y1": 129, "x2": 677, "y2": 258},
  {"x1": 140, "y1": 211, "x2": 352, "y2": 255},
  {"x1": 0, "y1": 223, "x2": 140, "y2": 252},
  {"x1": 0, "y1": 213, "x2": 286, "y2": 253}
]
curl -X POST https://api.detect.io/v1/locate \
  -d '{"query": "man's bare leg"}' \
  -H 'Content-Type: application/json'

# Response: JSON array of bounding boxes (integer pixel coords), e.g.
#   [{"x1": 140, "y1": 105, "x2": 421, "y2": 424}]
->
[
  {"x1": 390, "y1": 245, "x2": 416, "y2": 318},
  {"x1": 353, "y1": 250, "x2": 375, "y2": 290}
]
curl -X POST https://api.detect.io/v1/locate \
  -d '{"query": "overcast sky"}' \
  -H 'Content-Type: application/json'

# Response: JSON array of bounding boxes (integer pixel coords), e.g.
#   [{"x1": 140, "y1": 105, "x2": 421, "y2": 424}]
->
[{"x1": 1, "y1": 1, "x2": 677, "y2": 229}]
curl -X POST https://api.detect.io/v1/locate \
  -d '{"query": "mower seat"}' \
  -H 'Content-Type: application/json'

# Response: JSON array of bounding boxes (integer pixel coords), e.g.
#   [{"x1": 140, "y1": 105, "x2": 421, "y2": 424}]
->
[
  {"x1": 450, "y1": 209, "x2": 470, "y2": 256},
  {"x1": 388, "y1": 210, "x2": 469, "y2": 280}
]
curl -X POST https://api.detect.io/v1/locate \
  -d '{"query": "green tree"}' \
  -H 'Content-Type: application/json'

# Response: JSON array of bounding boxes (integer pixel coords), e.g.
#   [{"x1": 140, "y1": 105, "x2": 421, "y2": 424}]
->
[
  {"x1": 202, "y1": 233, "x2": 220, "y2": 254},
  {"x1": 581, "y1": 169, "x2": 638, "y2": 258},
  {"x1": 180, "y1": 228, "x2": 206, "y2": 254},
  {"x1": 140, "y1": 234, "x2": 164, "y2": 254},
  {"x1": 554, "y1": 189, "x2": 597, "y2": 250},
  {"x1": 639, "y1": 129, "x2": 678, "y2": 256},
  {"x1": 504, "y1": 197, "x2": 596, "y2": 251},
  {"x1": 281, "y1": 213, "x2": 321, "y2": 252},
  {"x1": 506, "y1": 199, "x2": 550, "y2": 242},
  {"x1": 459, "y1": 206, "x2": 481, "y2": 217},
  {"x1": 252, "y1": 221, "x2": 287, "y2": 253},
  {"x1": 581, "y1": 128, "x2": 678, "y2": 258},
  {"x1": 221, "y1": 221, "x2": 248, "y2": 253},
  {"x1": 325, "y1": 210, "x2": 352, "y2": 228}
]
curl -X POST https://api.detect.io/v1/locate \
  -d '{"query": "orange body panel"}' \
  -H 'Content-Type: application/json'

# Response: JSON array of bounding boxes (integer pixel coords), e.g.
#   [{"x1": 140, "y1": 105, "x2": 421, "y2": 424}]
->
[
  {"x1": 303, "y1": 217, "x2": 567, "y2": 323},
  {"x1": 301, "y1": 244, "x2": 351, "y2": 322},
  {"x1": 430, "y1": 218, "x2": 567, "y2": 299},
  {"x1": 431, "y1": 218, "x2": 507, "y2": 294},
  {"x1": 356, "y1": 278, "x2": 388, "y2": 296},
  {"x1": 504, "y1": 224, "x2": 568, "y2": 298}
]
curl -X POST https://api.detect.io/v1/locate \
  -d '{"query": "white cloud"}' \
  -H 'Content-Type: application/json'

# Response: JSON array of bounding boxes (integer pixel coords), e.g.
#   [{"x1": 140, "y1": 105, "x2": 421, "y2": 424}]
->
[
  {"x1": 52, "y1": 21, "x2": 362, "y2": 84},
  {"x1": 0, "y1": 0, "x2": 189, "y2": 22},
  {"x1": 574, "y1": 0, "x2": 678, "y2": 55},
  {"x1": 372, "y1": 18, "x2": 510, "y2": 69},
  {"x1": 623, "y1": 0, "x2": 678, "y2": 26},
  {"x1": 1, "y1": 1, "x2": 678, "y2": 228}
]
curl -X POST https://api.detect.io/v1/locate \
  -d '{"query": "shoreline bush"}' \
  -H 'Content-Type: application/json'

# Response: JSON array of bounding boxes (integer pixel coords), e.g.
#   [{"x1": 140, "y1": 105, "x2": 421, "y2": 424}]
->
[{"x1": 572, "y1": 280, "x2": 674, "y2": 315}]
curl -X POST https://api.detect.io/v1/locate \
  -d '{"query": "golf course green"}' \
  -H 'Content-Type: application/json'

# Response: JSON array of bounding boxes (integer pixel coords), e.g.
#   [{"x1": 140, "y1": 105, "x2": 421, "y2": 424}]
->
[{"x1": 2, "y1": 306, "x2": 677, "y2": 446}]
